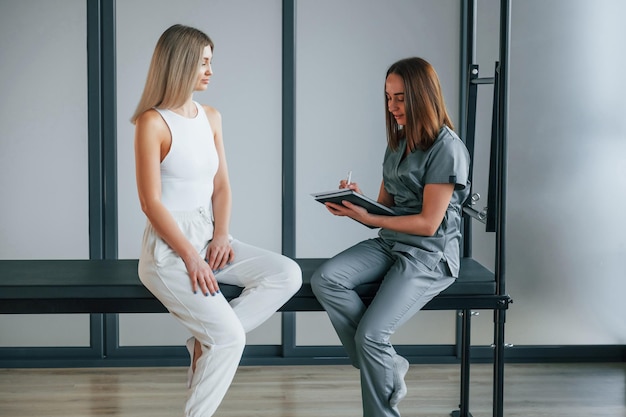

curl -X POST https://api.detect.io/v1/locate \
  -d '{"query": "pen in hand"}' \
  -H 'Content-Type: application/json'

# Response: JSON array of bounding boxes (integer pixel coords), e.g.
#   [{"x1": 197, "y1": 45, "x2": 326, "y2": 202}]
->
[{"x1": 340, "y1": 170, "x2": 358, "y2": 192}]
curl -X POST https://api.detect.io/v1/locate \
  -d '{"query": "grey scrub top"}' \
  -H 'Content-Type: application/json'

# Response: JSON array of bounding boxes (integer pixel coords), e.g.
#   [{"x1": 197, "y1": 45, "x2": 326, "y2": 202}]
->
[{"x1": 379, "y1": 126, "x2": 470, "y2": 277}]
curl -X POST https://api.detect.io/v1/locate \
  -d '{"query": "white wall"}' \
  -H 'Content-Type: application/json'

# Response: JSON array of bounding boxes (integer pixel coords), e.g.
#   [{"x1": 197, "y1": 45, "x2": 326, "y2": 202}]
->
[
  {"x1": 2, "y1": 0, "x2": 625, "y2": 351},
  {"x1": 0, "y1": 0, "x2": 89, "y2": 260},
  {"x1": 470, "y1": 0, "x2": 626, "y2": 345},
  {"x1": 116, "y1": 0, "x2": 284, "y2": 258},
  {"x1": 0, "y1": 0, "x2": 91, "y2": 347},
  {"x1": 505, "y1": 0, "x2": 626, "y2": 344},
  {"x1": 296, "y1": 0, "x2": 461, "y2": 257}
]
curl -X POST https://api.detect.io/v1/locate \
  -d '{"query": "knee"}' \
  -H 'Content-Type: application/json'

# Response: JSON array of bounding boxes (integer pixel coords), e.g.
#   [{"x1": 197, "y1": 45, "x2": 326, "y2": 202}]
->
[
  {"x1": 268, "y1": 255, "x2": 302, "y2": 293},
  {"x1": 309, "y1": 268, "x2": 325, "y2": 297},
  {"x1": 310, "y1": 263, "x2": 340, "y2": 297},
  {"x1": 211, "y1": 320, "x2": 246, "y2": 352},
  {"x1": 231, "y1": 323, "x2": 246, "y2": 350},
  {"x1": 354, "y1": 325, "x2": 384, "y2": 354},
  {"x1": 229, "y1": 327, "x2": 246, "y2": 357},
  {"x1": 283, "y1": 258, "x2": 303, "y2": 295}
]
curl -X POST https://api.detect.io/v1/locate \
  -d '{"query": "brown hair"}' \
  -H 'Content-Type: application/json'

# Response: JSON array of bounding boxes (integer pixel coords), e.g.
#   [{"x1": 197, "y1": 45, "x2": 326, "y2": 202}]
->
[
  {"x1": 385, "y1": 57, "x2": 454, "y2": 151},
  {"x1": 131, "y1": 24, "x2": 213, "y2": 124}
]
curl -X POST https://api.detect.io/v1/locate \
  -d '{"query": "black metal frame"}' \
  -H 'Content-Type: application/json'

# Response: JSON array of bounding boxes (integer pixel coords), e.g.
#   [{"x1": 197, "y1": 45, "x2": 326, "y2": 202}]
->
[
  {"x1": 4, "y1": 0, "x2": 507, "y2": 363},
  {"x1": 87, "y1": 0, "x2": 117, "y2": 364},
  {"x1": 456, "y1": 1, "x2": 512, "y2": 416},
  {"x1": 3, "y1": 4, "x2": 626, "y2": 415},
  {"x1": 3, "y1": 2, "x2": 517, "y2": 416},
  {"x1": 86, "y1": 0, "x2": 510, "y2": 376}
]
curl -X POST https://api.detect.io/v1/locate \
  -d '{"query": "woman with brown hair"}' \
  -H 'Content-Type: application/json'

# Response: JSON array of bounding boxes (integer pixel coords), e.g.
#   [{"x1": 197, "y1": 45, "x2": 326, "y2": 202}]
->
[{"x1": 311, "y1": 57, "x2": 470, "y2": 417}]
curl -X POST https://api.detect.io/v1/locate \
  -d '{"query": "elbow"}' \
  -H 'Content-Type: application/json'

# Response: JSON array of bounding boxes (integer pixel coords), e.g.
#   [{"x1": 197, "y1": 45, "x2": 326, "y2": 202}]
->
[
  {"x1": 138, "y1": 196, "x2": 150, "y2": 215},
  {"x1": 425, "y1": 228, "x2": 438, "y2": 237},
  {"x1": 212, "y1": 185, "x2": 232, "y2": 203},
  {"x1": 139, "y1": 197, "x2": 160, "y2": 218},
  {"x1": 139, "y1": 202, "x2": 150, "y2": 217},
  {"x1": 423, "y1": 222, "x2": 440, "y2": 237}
]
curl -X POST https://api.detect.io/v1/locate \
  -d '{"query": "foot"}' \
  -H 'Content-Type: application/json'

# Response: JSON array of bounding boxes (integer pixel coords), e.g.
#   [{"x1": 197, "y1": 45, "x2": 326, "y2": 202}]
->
[
  {"x1": 185, "y1": 337, "x2": 195, "y2": 388},
  {"x1": 390, "y1": 355, "x2": 410, "y2": 408}
]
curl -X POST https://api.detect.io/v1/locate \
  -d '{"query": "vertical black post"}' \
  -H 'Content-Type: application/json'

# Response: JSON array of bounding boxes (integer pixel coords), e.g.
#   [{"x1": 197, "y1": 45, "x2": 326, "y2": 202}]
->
[
  {"x1": 101, "y1": 0, "x2": 120, "y2": 358},
  {"x1": 89, "y1": 313, "x2": 105, "y2": 360},
  {"x1": 459, "y1": 309, "x2": 472, "y2": 417},
  {"x1": 460, "y1": 0, "x2": 476, "y2": 258},
  {"x1": 87, "y1": 0, "x2": 104, "y2": 260},
  {"x1": 455, "y1": 6, "x2": 476, "y2": 411},
  {"x1": 495, "y1": 1, "x2": 509, "y2": 297},
  {"x1": 88, "y1": 0, "x2": 118, "y2": 360},
  {"x1": 493, "y1": 1, "x2": 511, "y2": 416},
  {"x1": 87, "y1": 0, "x2": 117, "y2": 260},
  {"x1": 101, "y1": 0, "x2": 118, "y2": 260},
  {"x1": 486, "y1": 61, "x2": 500, "y2": 234},
  {"x1": 459, "y1": 0, "x2": 475, "y2": 144},
  {"x1": 455, "y1": 6, "x2": 479, "y2": 416},
  {"x1": 281, "y1": 0, "x2": 297, "y2": 358},
  {"x1": 282, "y1": 0, "x2": 296, "y2": 260},
  {"x1": 87, "y1": 0, "x2": 107, "y2": 360},
  {"x1": 456, "y1": 1, "x2": 476, "y2": 394}
]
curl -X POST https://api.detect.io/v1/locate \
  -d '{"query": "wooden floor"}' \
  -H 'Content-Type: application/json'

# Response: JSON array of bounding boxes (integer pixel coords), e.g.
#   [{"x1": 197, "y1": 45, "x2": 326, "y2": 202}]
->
[{"x1": 0, "y1": 363, "x2": 624, "y2": 417}]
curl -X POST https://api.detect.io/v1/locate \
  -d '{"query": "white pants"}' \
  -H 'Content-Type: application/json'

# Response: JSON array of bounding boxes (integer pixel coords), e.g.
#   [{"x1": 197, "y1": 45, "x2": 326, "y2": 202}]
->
[{"x1": 138, "y1": 207, "x2": 302, "y2": 417}]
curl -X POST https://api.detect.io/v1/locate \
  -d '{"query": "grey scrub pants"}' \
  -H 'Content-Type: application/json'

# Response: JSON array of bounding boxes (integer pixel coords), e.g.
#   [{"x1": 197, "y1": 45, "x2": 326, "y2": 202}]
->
[{"x1": 311, "y1": 237, "x2": 455, "y2": 417}]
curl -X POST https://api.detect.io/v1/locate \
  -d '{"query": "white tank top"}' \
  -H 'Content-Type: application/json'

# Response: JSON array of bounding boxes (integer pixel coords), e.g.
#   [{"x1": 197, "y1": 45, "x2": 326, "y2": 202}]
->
[{"x1": 155, "y1": 101, "x2": 219, "y2": 212}]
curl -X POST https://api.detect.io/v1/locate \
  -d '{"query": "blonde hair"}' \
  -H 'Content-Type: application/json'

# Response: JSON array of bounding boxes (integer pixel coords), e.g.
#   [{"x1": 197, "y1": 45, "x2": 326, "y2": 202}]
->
[
  {"x1": 131, "y1": 24, "x2": 213, "y2": 124},
  {"x1": 385, "y1": 57, "x2": 454, "y2": 152}
]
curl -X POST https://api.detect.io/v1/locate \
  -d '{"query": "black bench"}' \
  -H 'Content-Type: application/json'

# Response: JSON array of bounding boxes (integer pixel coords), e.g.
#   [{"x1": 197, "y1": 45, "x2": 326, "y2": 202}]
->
[
  {"x1": 0, "y1": 258, "x2": 503, "y2": 313},
  {"x1": 0, "y1": 256, "x2": 509, "y2": 417}
]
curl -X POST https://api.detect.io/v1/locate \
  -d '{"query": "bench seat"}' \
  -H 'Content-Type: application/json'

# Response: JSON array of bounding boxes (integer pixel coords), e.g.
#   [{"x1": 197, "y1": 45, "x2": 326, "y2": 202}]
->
[
  {"x1": 0, "y1": 258, "x2": 502, "y2": 314},
  {"x1": 0, "y1": 257, "x2": 509, "y2": 417}
]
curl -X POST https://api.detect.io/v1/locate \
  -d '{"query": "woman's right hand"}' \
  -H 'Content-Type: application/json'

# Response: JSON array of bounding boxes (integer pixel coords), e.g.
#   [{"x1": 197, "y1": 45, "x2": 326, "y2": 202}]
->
[
  {"x1": 339, "y1": 180, "x2": 362, "y2": 194},
  {"x1": 184, "y1": 254, "x2": 220, "y2": 297}
]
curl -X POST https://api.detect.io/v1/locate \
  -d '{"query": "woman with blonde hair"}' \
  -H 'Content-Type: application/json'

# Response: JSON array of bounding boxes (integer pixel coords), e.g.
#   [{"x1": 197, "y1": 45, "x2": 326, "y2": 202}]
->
[
  {"x1": 132, "y1": 24, "x2": 301, "y2": 417},
  {"x1": 311, "y1": 57, "x2": 470, "y2": 417}
]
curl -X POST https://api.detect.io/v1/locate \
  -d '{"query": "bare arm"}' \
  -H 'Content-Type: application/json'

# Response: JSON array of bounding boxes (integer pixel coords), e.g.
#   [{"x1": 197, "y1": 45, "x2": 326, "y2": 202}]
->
[
  {"x1": 134, "y1": 109, "x2": 219, "y2": 296},
  {"x1": 326, "y1": 182, "x2": 454, "y2": 236}
]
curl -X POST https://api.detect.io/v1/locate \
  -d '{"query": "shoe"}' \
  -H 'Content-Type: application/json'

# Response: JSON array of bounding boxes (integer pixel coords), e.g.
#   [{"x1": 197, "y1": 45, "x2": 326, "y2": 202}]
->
[
  {"x1": 390, "y1": 355, "x2": 409, "y2": 407},
  {"x1": 185, "y1": 336, "x2": 195, "y2": 388}
]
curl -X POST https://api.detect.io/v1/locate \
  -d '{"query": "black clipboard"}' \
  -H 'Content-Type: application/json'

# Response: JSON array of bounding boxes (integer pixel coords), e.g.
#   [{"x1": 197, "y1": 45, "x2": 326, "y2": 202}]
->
[{"x1": 311, "y1": 189, "x2": 396, "y2": 228}]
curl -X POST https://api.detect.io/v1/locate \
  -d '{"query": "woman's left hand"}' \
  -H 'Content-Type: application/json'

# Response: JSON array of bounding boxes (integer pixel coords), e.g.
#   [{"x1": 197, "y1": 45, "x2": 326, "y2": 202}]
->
[{"x1": 205, "y1": 235, "x2": 235, "y2": 272}]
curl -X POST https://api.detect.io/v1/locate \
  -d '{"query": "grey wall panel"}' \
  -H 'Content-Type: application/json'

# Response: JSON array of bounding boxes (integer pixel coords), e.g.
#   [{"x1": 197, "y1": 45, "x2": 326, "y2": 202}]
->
[
  {"x1": 294, "y1": 0, "x2": 461, "y2": 345},
  {"x1": 116, "y1": 0, "x2": 283, "y2": 259},
  {"x1": 296, "y1": 311, "x2": 457, "y2": 346},
  {"x1": 472, "y1": 0, "x2": 626, "y2": 345},
  {"x1": 115, "y1": 0, "x2": 283, "y2": 346},
  {"x1": 295, "y1": 0, "x2": 461, "y2": 258},
  {"x1": 0, "y1": 0, "x2": 89, "y2": 260},
  {"x1": 0, "y1": 315, "x2": 89, "y2": 347},
  {"x1": 506, "y1": 0, "x2": 626, "y2": 344},
  {"x1": 0, "y1": 0, "x2": 90, "y2": 348},
  {"x1": 4, "y1": 0, "x2": 624, "y2": 355}
]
